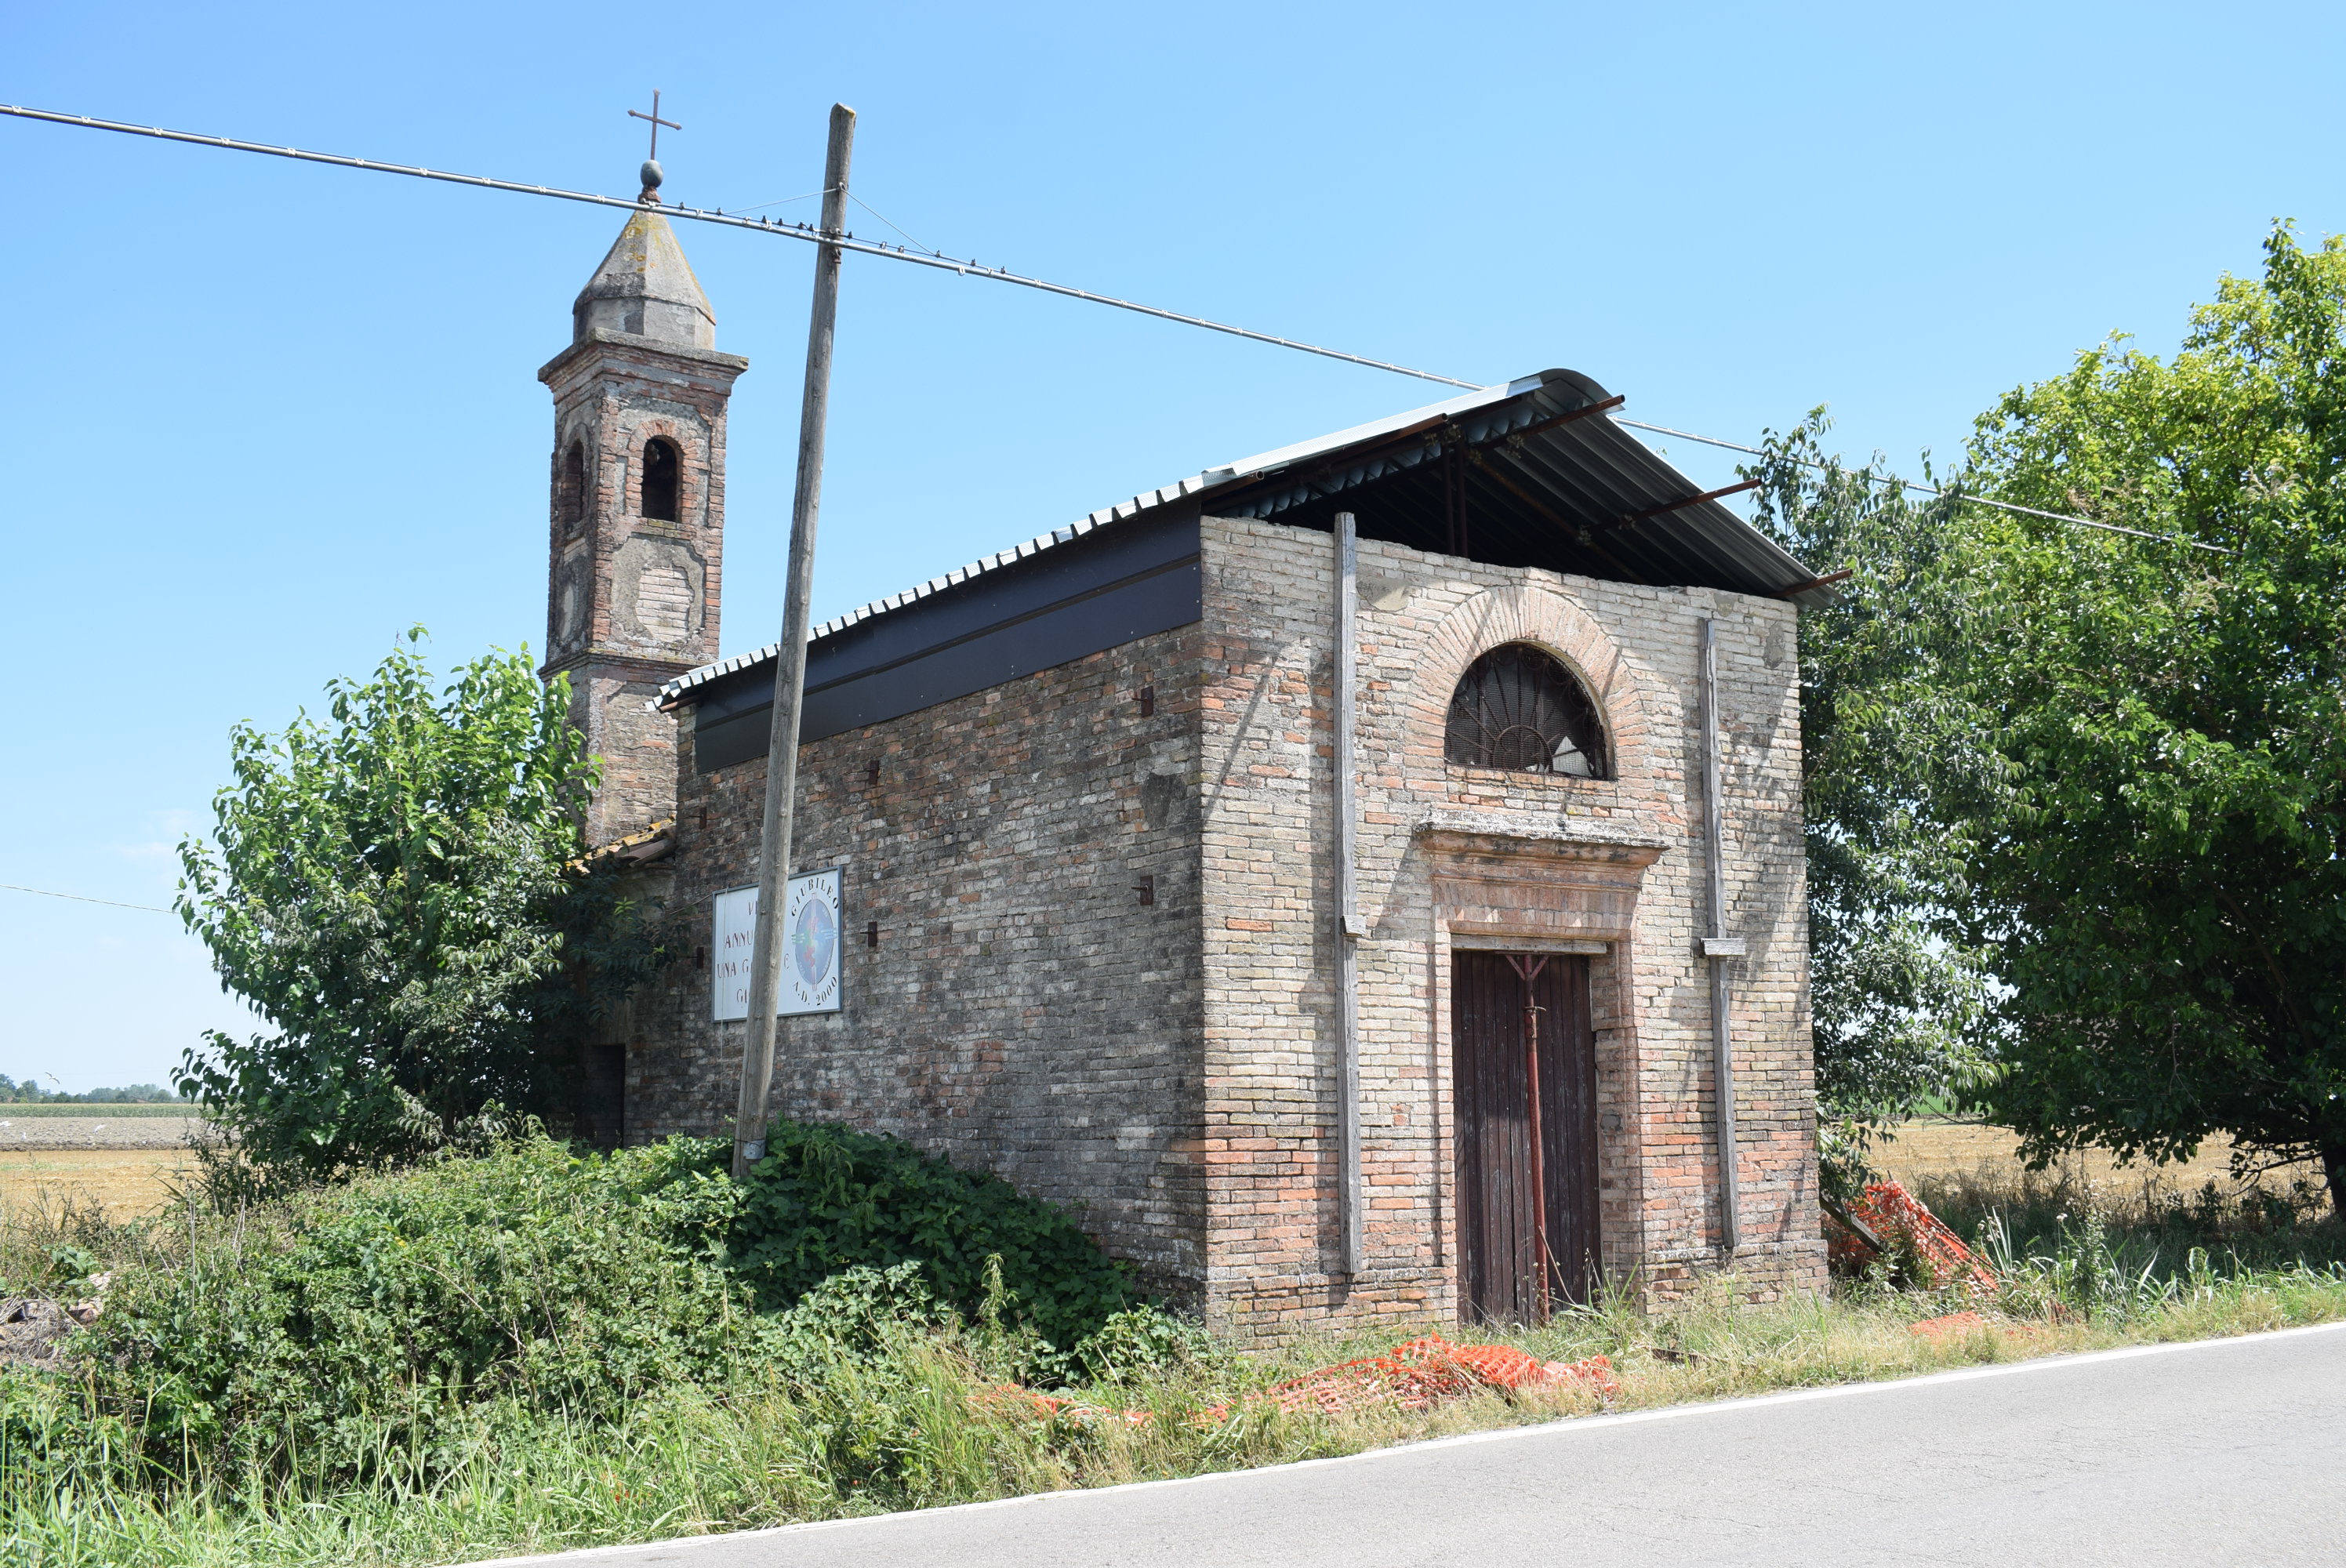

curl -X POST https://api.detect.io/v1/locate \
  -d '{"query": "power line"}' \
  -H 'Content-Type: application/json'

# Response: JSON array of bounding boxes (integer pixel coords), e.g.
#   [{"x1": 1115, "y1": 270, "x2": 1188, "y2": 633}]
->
[
  {"x1": 732, "y1": 187, "x2": 826, "y2": 214},
  {"x1": 850, "y1": 192, "x2": 931, "y2": 256},
  {"x1": 1615, "y1": 418, "x2": 2235, "y2": 556},
  {"x1": 2, "y1": 101, "x2": 2235, "y2": 557},
  {"x1": 0, "y1": 103, "x2": 1479, "y2": 391},
  {"x1": 0, "y1": 883, "x2": 174, "y2": 914}
]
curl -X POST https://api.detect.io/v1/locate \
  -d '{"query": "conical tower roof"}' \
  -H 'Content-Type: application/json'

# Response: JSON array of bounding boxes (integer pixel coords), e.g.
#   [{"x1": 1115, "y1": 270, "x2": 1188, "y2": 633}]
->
[{"x1": 572, "y1": 209, "x2": 717, "y2": 349}]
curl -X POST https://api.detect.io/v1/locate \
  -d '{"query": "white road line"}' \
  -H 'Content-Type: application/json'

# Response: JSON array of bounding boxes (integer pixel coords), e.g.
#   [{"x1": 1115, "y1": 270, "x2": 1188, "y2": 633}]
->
[{"x1": 457, "y1": 1319, "x2": 2346, "y2": 1568}]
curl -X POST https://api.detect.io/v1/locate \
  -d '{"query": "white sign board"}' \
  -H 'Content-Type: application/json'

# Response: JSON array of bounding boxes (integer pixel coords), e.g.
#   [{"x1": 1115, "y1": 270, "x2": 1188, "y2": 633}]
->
[{"x1": 711, "y1": 868, "x2": 844, "y2": 1021}]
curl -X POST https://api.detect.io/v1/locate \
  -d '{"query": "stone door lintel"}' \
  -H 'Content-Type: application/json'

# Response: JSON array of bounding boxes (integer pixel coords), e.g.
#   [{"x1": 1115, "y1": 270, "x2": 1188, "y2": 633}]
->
[{"x1": 1417, "y1": 811, "x2": 1667, "y2": 943}]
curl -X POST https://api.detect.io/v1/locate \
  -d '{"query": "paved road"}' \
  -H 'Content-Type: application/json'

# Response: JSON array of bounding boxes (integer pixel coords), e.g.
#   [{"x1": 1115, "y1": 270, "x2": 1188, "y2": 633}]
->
[{"x1": 475, "y1": 1323, "x2": 2346, "y2": 1568}]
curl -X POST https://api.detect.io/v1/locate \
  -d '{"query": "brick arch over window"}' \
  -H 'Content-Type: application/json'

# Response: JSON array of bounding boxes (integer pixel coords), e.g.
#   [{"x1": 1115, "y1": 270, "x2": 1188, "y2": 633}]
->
[{"x1": 1407, "y1": 586, "x2": 1655, "y2": 785}]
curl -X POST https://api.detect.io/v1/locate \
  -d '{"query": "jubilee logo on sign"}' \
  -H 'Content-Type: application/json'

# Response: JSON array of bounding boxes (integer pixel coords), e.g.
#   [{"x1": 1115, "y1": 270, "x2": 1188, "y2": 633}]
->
[{"x1": 711, "y1": 867, "x2": 844, "y2": 1021}]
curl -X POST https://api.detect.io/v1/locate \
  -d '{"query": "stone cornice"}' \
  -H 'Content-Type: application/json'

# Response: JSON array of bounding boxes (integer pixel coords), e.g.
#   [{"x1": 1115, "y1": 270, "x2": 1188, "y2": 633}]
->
[
  {"x1": 537, "y1": 329, "x2": 750, "y2": 389},
  {"x1": 1414, "y1": 808, "x2": 1671, "y2": 857},
  {"x1": 539, "y1": 648, "x2": 700, "y2": 684},
  {"x1": 1415, "y1": 810, "x2": 1666, "y2": 943}
]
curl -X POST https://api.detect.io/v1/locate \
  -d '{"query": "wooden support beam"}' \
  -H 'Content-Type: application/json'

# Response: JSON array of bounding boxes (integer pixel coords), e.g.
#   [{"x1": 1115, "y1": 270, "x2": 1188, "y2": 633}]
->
[
  {"x1": 1768, "y1": 567, "x2": 1854, "y2": 601},
  {"x1": 1620, "y1": 477, "x2": 1763, "y2": 528},
  {"x1": 1474, "y1": 455, "x2": 1651, "y2": 584}
]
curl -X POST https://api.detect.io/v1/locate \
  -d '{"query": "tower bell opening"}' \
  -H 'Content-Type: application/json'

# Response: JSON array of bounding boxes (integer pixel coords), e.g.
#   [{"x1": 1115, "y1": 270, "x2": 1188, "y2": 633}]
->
[
  {"x1": 642, "y1": 437, "x2": 681, "y2": 522},
  {"x1": 558, "y1": 440, "x2": 586, "y2": 530}
]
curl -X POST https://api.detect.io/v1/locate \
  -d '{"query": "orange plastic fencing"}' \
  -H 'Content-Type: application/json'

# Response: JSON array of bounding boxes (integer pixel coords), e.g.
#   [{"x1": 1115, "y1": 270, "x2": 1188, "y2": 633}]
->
[
  {"x1": 1244, "y1": 1335, "x2": 1619, "y2": 1421},
  {"x1": 1906, "y1": 1310, "x2": 1989, "y2": 1341},
  {"x1": 1828, "y1": 1180, "x2": 1998, "y2": 1298},
  {"x1": 977, "y1": 1334, "x2": 1619, "y2": 1430}
]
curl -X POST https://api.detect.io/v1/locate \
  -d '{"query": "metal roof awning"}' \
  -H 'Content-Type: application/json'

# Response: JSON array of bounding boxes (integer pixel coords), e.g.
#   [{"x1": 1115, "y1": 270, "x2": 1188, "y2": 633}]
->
[
  {"x1": 659, "y1": 369, "x2": 1828, "y2": 710},
  {"x1": 1199, "y1": 369, "x2": 1835, "y2": 605}
]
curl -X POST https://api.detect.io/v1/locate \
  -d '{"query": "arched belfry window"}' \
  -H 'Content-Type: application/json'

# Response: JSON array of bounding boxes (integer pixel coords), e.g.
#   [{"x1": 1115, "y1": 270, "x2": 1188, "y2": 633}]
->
[
  {"x1": 641, "y1": 437, "x2": 681, "y2": 522},
  {"x1": 1444, "y1": 643, "x2": 1609, "y2": 778},
  {"x1": 557, "y1": 441, "x2": 586, "y2": 531}
]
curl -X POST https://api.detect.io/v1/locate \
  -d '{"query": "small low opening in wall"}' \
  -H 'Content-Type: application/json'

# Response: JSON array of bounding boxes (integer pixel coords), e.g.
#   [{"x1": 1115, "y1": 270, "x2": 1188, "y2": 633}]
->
[
  {"x1": 866, "y1": 920, "x2": 880, "y2": 948},
  {"x1": 1133, "y1": 874, "x2": 1155, "y2": 906},
  {"x1": 1138, "y1": 684, "x2": 1155, "y2": 717},
  {"x1": 866, "y1": 759, "x2": 881, "y2": 789}
]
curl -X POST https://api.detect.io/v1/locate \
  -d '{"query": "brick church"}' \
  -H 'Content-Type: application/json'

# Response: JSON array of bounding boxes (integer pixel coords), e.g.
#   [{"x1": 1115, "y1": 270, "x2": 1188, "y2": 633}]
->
[{"x1": 540, "y1": 204, "x2": 1832, "y2": 1334}]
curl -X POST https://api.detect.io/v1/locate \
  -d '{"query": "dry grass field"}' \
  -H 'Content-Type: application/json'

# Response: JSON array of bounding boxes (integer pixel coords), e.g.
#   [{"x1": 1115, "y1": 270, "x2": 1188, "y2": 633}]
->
[
  {"x1": 1872, "y1": 1120, "x2": 2322, "y2": 1201},
  {"x1": 0, "y1": 1116, "x2": 202, "y2": 1218},
  {"x1": 0, "y1": 1149, "x2": 198, "y2": 1217}
]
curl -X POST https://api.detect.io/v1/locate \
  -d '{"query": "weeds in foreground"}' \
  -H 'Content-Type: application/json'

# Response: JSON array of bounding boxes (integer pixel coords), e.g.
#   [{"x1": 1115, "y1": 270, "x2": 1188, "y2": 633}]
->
[{"x1": 4, "y1": 1156, "x2": 2343, "y2": 1568}]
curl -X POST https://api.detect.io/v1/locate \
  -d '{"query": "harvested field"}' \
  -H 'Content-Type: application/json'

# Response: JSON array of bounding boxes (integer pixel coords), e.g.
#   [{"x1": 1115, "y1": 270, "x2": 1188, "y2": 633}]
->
[
  {"x1": 0, "y1": 1149, "x2": 198, "y2": 1215},
  {"x1": 0, "y1": 1103, "x2": 194, "y2": 1118},
  {"x1": 1875, "y1": 1120, "x2": 2320, "y2": 1196},
  {"x1": 0, "y1": 1113, "x2": 201, "y2": 1217},
  {"x1": 0, "y1": 1114, "x2": 202, "y2": 1149}
]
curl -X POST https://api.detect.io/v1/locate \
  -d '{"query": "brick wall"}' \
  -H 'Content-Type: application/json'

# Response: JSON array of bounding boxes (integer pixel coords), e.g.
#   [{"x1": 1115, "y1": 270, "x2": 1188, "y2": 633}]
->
[
  {"x1": 1196, "y1": 515, "x2": 1824, "y2": 1338},
  {"x1": 632, "y1": 629, "x2": 1211, "y2": 1302},
  {"x1": 622, "y1": 514, "x2": 1825, "y2": 1336}
]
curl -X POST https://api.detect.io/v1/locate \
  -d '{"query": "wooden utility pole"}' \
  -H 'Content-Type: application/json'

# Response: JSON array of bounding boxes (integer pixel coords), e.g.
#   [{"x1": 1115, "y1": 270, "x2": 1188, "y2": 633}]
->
[{"x1": 732, "y1": 102, "x2": 857, "y2": 1181}]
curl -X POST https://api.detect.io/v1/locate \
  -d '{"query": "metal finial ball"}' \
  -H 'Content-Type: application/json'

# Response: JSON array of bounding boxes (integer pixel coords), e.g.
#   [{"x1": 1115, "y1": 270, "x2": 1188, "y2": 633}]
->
[{"x1": 639, "y1": 159, "x2": 665, "y2": 192}]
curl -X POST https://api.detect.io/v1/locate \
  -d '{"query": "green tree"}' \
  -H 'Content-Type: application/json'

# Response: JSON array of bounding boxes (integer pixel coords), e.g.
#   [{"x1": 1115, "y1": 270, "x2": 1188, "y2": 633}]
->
[
  {"x1": 1747, "y1": 425, "x2": 1994, "y2": 1189},
  {"x1": 1941, "y1": 224, "x2": 2346, "y2": 1214},
  {"x1": 176, "y1": 632, "x2": 663, "y2": 1185}
]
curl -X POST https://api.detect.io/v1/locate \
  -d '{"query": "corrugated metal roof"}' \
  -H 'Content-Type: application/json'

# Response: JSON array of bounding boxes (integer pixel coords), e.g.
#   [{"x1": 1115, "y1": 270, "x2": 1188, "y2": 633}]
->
[{"x1": 658, "y1": 370, "x2": 1821, "y2": 707}]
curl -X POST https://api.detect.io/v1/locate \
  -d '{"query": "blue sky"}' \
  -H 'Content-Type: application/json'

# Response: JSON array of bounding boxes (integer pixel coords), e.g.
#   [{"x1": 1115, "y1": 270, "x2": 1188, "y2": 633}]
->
[{"x1": 6, "y1": 1, "x2": 2343, "y2": 1090}]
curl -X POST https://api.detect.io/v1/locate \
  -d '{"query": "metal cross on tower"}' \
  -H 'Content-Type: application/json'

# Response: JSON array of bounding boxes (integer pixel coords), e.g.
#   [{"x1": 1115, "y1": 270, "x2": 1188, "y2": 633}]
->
[{"x1": 630, "y1": 90, "x2": 680, "y2": 161}]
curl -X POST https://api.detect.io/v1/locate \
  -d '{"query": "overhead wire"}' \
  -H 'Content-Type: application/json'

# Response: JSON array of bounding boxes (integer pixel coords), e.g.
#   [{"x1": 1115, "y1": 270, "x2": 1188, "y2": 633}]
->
[
  {"x1": 848, "y1": 192, "x2": 932, "y2": 256},
  {"x1": 1615, "y1": 418, "x2": 2234, "y2": 557},
  {"x1": 1, "y1": 102, "x2": 2225, "y2": 557},
  {"x1": 728, "y1": 187, "x2": 826, "y2": 214},
  {"x1": 0, "y1": 103, "x2": 1476, "y2": 390},
  {"x1": 0, "y1": 882, "x2": 174, "y2": 914}
]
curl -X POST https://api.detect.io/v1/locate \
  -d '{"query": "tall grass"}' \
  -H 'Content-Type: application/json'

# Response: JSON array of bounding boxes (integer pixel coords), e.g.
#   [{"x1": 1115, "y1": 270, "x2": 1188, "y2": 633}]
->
[{"x1": 5, "y1": 1156, "x2": 2344, "y2": 1568}]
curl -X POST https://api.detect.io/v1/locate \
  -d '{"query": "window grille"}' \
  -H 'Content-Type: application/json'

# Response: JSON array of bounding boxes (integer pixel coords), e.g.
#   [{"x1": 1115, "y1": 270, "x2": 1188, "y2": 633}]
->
[{"x1": 1444, "y1": 644, "x2": 1608, "y2": 778}]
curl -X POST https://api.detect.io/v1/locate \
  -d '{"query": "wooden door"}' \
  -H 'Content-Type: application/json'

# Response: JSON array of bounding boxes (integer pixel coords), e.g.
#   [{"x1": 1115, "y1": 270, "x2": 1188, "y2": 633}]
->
[{"x1": 1452, "y1": 950, "x2": 1600, "y2": 1322}]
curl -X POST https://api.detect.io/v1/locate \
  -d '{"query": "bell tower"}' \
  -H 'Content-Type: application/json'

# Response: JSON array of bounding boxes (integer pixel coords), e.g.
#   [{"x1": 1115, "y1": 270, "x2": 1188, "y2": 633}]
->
[{"x1": 538, "y1": 197, "x2": 747, "y2": 845}]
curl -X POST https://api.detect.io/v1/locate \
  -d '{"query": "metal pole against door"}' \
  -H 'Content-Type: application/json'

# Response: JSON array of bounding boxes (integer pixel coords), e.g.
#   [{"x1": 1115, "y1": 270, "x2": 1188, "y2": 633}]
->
[
  {"x1": 731, "y1": 103, "x2": 857, "y2": 1181},
  {"x1": 1505, "y1": 953, "x2": 1552, "y2": 1319}
]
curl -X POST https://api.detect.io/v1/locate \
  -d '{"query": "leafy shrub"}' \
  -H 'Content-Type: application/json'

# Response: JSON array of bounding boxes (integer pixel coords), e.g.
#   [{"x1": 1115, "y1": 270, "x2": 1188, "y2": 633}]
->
[
  {"x1": 1069, "y1": 1305, "x2": 1218, "y2": 1385},
  {"x1": 730, "y1": 1120, "x2": 1135, "y2": 1350},
  {"x1": 87, "y1": 1135, "x2": 747, "y2": 1481}
]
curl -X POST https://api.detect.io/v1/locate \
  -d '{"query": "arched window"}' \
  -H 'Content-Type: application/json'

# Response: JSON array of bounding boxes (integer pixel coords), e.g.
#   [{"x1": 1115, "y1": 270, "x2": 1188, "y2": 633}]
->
[
  {"x1": 557, "y1": 441, "x2": 586, "y2": 531},
  {"x1": 1444, "y1": 643, "x2": 1609, "y2": 778},
  {"x1": 641, "y1": 437, "x2": 681, "y2": 522}
]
